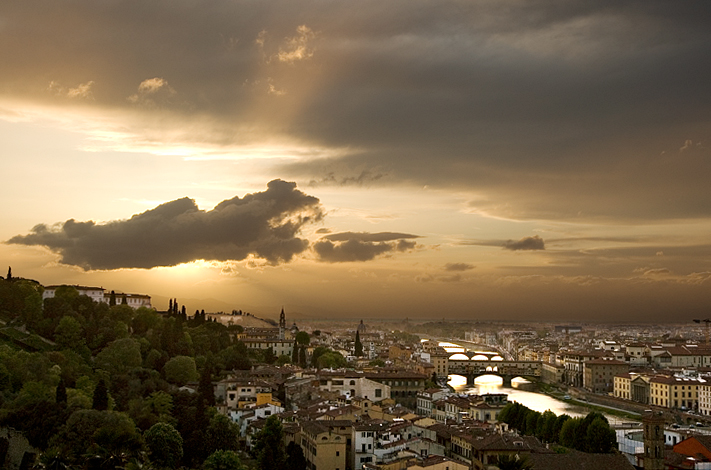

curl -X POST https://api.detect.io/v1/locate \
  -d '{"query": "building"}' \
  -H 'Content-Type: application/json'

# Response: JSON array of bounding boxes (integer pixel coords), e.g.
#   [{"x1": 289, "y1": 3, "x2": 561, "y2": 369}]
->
[
  {"x1": 300, "y1": 420, "x2": 350, "y2": 470},
  {"x1": 699, "y1": 382, "x2": 711, "y2": 416},
  {"x1": 365, "y1": 370, "x2": 427, "y2": 407},
  {"x1": 540, "y1": 362, "x2": 564, "y2": 385},
  {"x1": 583, "y1": 358, "x2": 629, "y2": 394},
  {"x1": 318, "y1": 371, "x2": 391, "y2": 402},
  {"x1": 42, "y1": 285, "x2": 152, "y2": 309},
  {"x1": 241, "y1": 339, "x2": 294, "y2": 358},
  {"x1": 215, "y1": 378, "x2": 278, "y2": 410},
  {"x1": 429, "y1": 350, "x2": 449, "y2": 379},
  {"x1": 562, "y1": 350, "x2": 612, "y2": 387},
  {"x1": 417, "y1": 389, "x2": 449, "y2": 418},
  {"x1": 649, "y1": 375, "x2": 702, "y2": 410},
  {"x1": 642, "y1": 411, "x2": 665, "y2": 470}
]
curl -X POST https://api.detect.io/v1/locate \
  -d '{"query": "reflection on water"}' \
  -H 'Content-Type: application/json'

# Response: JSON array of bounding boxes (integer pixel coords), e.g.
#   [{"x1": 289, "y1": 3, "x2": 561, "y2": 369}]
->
[{"x1": 448, "y1": 374, "x2": 626, "y2": 425}]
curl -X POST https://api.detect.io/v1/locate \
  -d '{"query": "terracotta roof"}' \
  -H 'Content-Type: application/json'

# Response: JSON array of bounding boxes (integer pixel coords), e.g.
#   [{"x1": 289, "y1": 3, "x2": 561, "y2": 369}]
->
[{"x1": 527, "y1": 451, "x2": 635, "y2": 470}]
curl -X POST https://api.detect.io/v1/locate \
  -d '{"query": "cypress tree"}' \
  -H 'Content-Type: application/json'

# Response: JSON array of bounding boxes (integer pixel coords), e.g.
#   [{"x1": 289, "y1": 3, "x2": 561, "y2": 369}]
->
[
  {"x1": 109, "y1": 290, "x2": 117, "y2": 306},
  {"x1": 6, "y1": 266, "x2": 11, "y2": 281},
  {"x1": 292, "y1": 338, "x2": 299, "y2": 363},
  {"x1": 199, "y1": 366, "x2": 216, "y2": 407},
  {"x1": 355, "y1": 330, "x2": 363, "y2": 357},
  {"x1": 298, "y1": 345, "x2": 307, "y2": 367},
  {"x1": 56, "y1": 377, "x2": 67, "y2": 405},
  {"x1": 92, "y1": 378, "x2": 109, "y2": 410}
]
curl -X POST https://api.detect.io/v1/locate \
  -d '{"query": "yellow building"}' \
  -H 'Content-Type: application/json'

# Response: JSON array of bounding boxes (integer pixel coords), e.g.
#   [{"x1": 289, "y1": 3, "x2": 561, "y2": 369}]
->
[
  {"x1": 300, "y1": 421, "x2": 349, "y2": 470},
  {"x1": 650, "y1": 376, "x2": 702, "y2": 410},
  {"x1": 429, "y1": 350, "x2": 449, "y2": 378}
]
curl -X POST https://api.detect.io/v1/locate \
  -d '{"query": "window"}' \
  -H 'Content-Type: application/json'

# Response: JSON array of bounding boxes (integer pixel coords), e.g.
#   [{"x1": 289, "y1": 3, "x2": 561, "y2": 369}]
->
[
  {"x1": 336, "y1": 451, "x2": 339, "y2": 456},
  {"x1": 375, "y1": 389, "x2": 382, "y2": 398}
]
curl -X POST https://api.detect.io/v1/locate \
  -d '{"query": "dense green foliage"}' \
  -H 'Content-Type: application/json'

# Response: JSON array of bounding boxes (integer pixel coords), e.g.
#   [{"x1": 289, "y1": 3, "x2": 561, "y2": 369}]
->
[
  {"x1": 498, "y1": 402, "x2": 617, "y2": 453},
  {"x1": 251, "y1": 415, "x2": 287, "y2": 470},
  {"x1": 0, "y1": 275, "x2": 256, "y2": 469}
]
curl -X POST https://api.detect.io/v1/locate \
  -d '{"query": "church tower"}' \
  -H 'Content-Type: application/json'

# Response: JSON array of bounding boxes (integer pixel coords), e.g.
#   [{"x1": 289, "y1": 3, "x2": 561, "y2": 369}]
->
[
  {"x1": 642, "y1": 410, "x2": 665, "y2": 469},
  {"x1": 279, "y1": 307, "x2": 286, "y2": 339}
]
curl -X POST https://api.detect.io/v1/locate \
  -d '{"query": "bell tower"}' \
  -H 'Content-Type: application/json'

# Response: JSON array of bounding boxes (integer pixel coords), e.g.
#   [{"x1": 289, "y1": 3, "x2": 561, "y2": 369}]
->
[
  {"x1": 642, "y1": 410, "x2": 665, "y2": 469},
  {"x1": 279, "y1": 307, "x2": 286, "y2": 339}
]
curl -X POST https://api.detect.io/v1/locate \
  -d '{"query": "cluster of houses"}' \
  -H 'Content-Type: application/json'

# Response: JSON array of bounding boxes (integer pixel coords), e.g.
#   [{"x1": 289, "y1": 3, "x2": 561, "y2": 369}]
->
[{"x1": 199, "y1": 317, "x2": 644, "y2": 470}]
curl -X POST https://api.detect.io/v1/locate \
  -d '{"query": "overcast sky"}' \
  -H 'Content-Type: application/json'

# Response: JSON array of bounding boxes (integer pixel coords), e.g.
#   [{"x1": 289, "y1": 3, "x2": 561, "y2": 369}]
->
[{"x1": 2, "y1": 0, "x2": 710, "y2": 321}]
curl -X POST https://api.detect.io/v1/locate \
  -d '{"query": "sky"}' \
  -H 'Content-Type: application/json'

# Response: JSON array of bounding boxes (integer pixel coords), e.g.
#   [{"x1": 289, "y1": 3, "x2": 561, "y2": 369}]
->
[{"x1": 1, "y1": 0, "x2": 711, "y2": 322}]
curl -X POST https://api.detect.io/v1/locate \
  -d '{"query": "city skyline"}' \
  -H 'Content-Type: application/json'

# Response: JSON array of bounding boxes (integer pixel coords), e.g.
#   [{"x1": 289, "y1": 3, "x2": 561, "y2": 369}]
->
[{"x1": 2, "y1": 1, "x2": 711, "y2": 321}]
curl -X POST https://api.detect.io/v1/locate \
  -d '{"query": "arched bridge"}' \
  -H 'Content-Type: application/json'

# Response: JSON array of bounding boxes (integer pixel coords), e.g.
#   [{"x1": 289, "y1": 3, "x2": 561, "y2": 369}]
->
[
  {"x1": 448, "y1": 359, "x2": 542, "y2": 386},
  {"x1": 449, "y1": 351, "x2": 505, "y2": 361}
]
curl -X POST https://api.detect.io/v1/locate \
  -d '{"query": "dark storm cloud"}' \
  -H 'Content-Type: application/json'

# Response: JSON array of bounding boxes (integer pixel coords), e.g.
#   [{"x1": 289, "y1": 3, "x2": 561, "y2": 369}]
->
[
  {"x1": 3, "y1": 1, "x2": 711, "y2": 220},
  {"x1": 7, "y1": 180, "x2": 324, "y2": 269},
  {"x1": 444, "y1": 263, "x2": 475, "y2": 272},
  {"x1": 314, "y1": 232, "x2": 418, "y2": 262},
  {"x1": 503, "y1": 236, "x2": 545, "y2": 251}
]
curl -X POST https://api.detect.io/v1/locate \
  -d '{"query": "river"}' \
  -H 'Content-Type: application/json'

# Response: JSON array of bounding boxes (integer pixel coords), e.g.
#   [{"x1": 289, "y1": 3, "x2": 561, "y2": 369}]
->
[{"x1": 436, "y1": 341, "x2": 633, "y2": 425}]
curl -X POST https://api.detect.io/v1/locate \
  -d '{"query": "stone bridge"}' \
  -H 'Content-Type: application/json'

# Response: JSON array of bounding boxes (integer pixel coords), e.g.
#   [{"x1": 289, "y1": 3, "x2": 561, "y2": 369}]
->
[{"x1": 448, "y1": 358, "x2": 542, "y2": 386}]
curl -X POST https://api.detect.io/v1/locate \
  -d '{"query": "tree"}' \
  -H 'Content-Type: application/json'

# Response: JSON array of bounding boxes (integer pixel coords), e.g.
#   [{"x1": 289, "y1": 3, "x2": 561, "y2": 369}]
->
[
  {"x1": 316, "y1": 351, "x2": 346, "y2": 369},
  {"x1": 55, "y1": 316, "x2": 85, "y2": 350},
  {"x1": 48, "y1": 409, "x2": 143, "y2": 467},
  {"x1": 92, "y1": 378, "x2": 109, "y2": 411},
  {"x1": 262, "y1": 347, "x2": 277, "y2": 365},
  {"x1": 56, "y1": 377, "x2": 67, "y2": 405},
  {"x1": 552, "y1": 414, "x2": 571, "y2": 443},
  {"x1": 109, "y1": 290, "x2": 117, "y2": 306},
  {"x1": 291, "y1": 338, "x2": 299, "y2": 363},
  {"x1": 539, "y1": 410, "x2": 557, "y2": 442},
  {"x1": 95, "y1": 338, "x2": 143, "y2": 375},
  {"x1": 298, "y1": 346, "x2": 307, "y2": 368},
  {"x1": 295, "y1": 331, "x2": 310, "y2": 345},
  {"x1": 310, "y1": 346, "x2": 329, "y2": 367},
  {"x1": 524, "y1": 410, "x2": 541, "y2": 436},
  {"x1": 585, "y1": 417, "x2": 616, "y2": 453},
  {"x1": 285, "y1": 441, "x2": 307, "y2": 470},
  {"x1": 163, "y1": 356, "x2": 198, "y2": 385},
  {"x1": 355, "y1": 330, "x2": 363, "y2": 357},
  {"x1": 199, "y1": 365, "x2": 216, "y2": 406},
  {"x1": 6, "y1": 266, "x2": 12, "y2": 281},
  {"x1": 145, "y1": 422, "x2": 183, "y2": 469},
  {"x1": 202, "y1": 450, "x2": 244, "y2": 470},
  {"x1": 276, "y1": 355, "x2": 292, "y2": 366},
  {"x1": 206, "y1": 413, "x2": 240, "y2": 454},
  {"x1": 497, "y1": 454, "x2": 533, "y2": 470},
  {"x1": 559, "y1": 417, "x2": 579, "y2": 448},
  {"x1": 252, "y1": 415, "x2": 287, "y2": 470}
]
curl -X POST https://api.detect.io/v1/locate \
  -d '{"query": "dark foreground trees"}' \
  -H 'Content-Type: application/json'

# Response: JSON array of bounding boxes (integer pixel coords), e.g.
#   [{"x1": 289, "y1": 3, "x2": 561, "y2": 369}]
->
[{"x1": 498, "y1": 403, "x2": 616, "y2": 453}]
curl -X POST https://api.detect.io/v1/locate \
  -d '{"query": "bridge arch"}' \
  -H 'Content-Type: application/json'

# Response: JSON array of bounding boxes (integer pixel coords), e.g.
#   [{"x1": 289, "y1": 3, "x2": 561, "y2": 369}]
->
[
  {"x1": 449, "y1": 353, "x2": 469, "y2": 361},
  {"x1": 471, "y1": 354, "x2": 489, "y2": 361}
]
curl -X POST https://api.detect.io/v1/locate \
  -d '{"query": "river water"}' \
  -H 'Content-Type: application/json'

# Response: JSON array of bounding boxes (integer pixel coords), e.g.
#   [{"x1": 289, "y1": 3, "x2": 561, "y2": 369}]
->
[{"x1": 437, "y1": 341, "x2": 632, "y2": 425}]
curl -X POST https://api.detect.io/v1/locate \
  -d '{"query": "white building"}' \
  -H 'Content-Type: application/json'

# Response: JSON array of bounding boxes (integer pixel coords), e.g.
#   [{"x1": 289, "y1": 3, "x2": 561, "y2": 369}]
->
[
  {"x1": 42, "y1": 285, "x2": 152, "y2": 309},
  {"x1": 318, "y1": 372, "x2": 391, "y2": 402}
]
